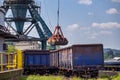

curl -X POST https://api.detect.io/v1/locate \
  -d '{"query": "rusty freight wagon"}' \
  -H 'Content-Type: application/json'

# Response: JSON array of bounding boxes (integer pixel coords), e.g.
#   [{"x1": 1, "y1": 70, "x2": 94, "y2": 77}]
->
[{"x1": 50, "y1": 44, "x2": 104, "y2": 77}]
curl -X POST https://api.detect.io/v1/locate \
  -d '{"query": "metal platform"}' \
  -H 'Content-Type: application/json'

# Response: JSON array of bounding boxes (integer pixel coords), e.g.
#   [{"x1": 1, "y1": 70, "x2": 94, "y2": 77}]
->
[{"x1": 0, "y1": 27, "x2": 17, "y2": 39}]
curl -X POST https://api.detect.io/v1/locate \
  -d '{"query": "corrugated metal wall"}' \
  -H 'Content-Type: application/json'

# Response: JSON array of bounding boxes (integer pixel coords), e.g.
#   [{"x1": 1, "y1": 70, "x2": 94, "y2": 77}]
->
[
  {"x1": 58, "y1": 48, "x2": 73, "y2": 69},
  {"x1": 0, "y1": 8, "x2": 5, "y2": 52},
  {"x1": 0, "y1": 37, "x2": 4, "y2": 52},
  {"x1": 23, "y1": 50, "x2": 50, "y2": 68},
  {"x1": 0, "y1": 9, "x2": 5, "y2": 27},
  {"x1": 50, "y1": 51, "x2": 59, "y2": 67},
  {"x1": 73, "y1": 45, "x2": 103, "y2": 68}
]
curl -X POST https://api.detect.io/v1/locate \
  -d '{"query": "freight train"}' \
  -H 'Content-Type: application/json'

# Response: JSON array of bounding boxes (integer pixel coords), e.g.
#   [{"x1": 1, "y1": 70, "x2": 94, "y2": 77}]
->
[{"x1": 23, "y1": 44, "x2": 104, "y2": 77}]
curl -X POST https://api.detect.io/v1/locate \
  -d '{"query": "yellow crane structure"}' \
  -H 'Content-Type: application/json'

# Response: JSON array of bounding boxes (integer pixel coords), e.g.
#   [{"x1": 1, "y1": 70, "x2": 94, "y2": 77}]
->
[{"x1": 17, "y1": 50, "x2": 22, "y2": 69}]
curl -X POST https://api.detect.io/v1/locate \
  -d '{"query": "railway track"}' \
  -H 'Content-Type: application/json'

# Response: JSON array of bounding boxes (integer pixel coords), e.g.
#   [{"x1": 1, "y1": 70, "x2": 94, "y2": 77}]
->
[
  {"x1": 67, "y1": 70, "x2": 119, "y2": 79},
  {"x1": 99, "y1": 70, "x2": 118, "y2": 76}
]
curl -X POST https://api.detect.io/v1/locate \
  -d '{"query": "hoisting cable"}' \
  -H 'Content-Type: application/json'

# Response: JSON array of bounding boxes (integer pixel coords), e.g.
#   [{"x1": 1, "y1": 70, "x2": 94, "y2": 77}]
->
[{"x1": 57, "y1": 0, "x2": 60, "y2": 26}]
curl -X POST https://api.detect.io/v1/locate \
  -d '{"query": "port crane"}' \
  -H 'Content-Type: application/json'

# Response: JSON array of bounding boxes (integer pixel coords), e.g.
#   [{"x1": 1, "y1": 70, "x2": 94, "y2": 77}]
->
[
  {"x1": 1, "y1": 0, "x2": 68, "y2": 50},
  {"x1": 1, "y1": 0, "x2": 52, "y2": 50}
]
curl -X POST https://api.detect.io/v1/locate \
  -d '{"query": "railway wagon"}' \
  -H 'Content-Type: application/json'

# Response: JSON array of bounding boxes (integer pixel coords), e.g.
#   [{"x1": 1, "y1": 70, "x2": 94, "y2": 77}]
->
[
  {"x1": 49, "y1": 50, "x2": 59, "y2": 74},
  {"x1": 23, "y1": 50, "x2": 50, "y2": 75},
  {"x1": 50, "y1": 44, "x2": 104, "y2": 77},
  {"x1": 104, "y1": 57, "x2": 120, "y2": 71}
]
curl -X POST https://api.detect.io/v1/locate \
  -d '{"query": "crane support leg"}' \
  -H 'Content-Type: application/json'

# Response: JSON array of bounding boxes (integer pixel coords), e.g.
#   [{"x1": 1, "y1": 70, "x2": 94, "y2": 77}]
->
[{"x1": 41, "y1": 41, "x2": 47, "y2": 50}]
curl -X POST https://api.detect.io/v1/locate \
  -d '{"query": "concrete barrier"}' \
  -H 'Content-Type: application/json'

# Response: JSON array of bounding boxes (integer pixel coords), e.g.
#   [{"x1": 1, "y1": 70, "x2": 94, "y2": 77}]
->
[{"x1": 0, "y1": 69, "x2": 23, "y2": 80}]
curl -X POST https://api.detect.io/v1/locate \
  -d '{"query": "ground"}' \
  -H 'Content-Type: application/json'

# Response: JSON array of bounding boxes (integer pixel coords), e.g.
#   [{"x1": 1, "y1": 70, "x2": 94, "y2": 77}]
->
[{"x1": 20, "y1": 72, "x2": 120, "y2": 80}]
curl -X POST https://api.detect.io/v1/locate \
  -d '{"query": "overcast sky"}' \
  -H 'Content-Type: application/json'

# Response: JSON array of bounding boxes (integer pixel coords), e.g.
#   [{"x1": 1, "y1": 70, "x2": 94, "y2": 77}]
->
[{"x1": 1, "y1": 0, "x2": 120, "y2": 49}]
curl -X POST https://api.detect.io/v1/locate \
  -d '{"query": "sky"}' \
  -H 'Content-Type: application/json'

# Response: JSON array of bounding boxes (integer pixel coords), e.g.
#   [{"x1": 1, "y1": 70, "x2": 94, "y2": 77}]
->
[
  {"x1": 0, "y1": 0, "x2": 120, "y2": 49},
  {"x1": 38, "y1": 0, "x2": 120, "y2": 49}
]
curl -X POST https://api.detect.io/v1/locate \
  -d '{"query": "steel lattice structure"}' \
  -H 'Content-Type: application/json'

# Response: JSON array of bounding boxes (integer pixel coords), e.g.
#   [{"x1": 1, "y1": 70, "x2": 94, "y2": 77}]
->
[{"x1": 1, "y1": 0, "x2": 52, "y2": 50}]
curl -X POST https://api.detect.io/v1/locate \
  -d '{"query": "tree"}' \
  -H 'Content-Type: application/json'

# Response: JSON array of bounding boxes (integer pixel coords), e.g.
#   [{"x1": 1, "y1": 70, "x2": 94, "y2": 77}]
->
[
  {"x1": 7, "y1": 45, "x2": 17, "y2": 53},
  {"x1": 107, "y1": 49, "x2": 114, "y2": 59}
]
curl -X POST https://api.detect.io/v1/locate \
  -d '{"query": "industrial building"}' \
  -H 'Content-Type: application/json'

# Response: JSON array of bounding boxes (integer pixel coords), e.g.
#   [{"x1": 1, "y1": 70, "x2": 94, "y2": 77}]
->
[
  {"x1": 0, "y1": 8, "x2": 16, "y2": 52},
  {"x1": 14, "y1": 41, "x2": 39, "y2": 50}
]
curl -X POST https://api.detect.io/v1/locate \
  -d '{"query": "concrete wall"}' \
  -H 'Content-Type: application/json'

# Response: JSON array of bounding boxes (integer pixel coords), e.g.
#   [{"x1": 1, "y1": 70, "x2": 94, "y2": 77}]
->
[
  {"x1": 14, "y1": 41, "x2": 39, "y2": 50},
  {"x1": 0, "y1": 37, "x2": 4, "y2": 52},
  {"x1": 0, "y1": 69, "x2": 23, "y2": 80}
]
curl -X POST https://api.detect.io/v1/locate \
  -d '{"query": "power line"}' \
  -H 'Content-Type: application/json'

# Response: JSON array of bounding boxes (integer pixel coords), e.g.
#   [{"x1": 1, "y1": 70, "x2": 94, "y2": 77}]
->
[{"x1": 57, "y1": 0, "x2": 60, "y2": 26}]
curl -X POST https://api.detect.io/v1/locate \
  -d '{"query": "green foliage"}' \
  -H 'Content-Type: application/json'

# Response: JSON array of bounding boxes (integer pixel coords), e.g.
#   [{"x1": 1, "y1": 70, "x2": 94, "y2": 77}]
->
[
  {"x1": 6, "y1": 45, "x2": 17, "y2": 53},
  {"x1": 19, "y1": 76, "x2": 27, "y2": 80},
  {"x1": 20, "y1": 75, "x2": 63, "y2": 80},
  {"x1": 20, "y1": 73, "x2": 120, "y2": 80},
  {"x1": 38, "y1": 43, "x2": 60, "y2": 50},
  {"x1": 112, "y1": 73, "x2": 120, "y2": 80},
  {"x1": 72, "y1": 76, "x2": 81, "y2": 80},
  {"x1": 104, "y1": 52, "x2": 109, "y2": 59},
  {"x1": 104, "y1": 49, "x2": 114, "y2": 60},
  {"x1": 104, "y1": 49, "x2": 120, "y2": 60},
  {"x1": 114, "y1": 53, "x2": 120, "y2": 57}
]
